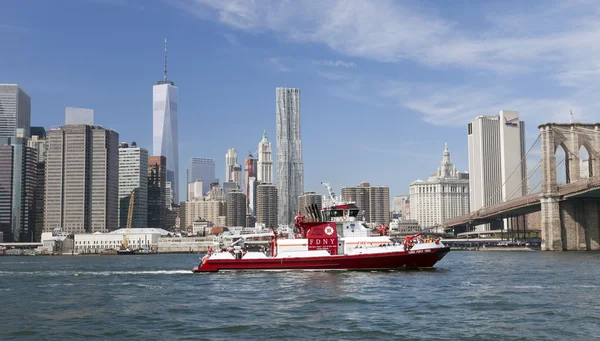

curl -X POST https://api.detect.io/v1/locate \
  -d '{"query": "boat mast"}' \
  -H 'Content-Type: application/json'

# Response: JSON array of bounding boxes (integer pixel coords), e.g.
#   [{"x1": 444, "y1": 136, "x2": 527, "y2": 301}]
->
[{"x1": 122, "y1": 191, "x2": 135, "y2": 250}]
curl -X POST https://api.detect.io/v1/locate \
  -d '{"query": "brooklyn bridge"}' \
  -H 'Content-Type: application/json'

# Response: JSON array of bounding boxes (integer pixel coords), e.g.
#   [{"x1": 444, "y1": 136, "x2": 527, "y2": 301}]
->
[{"x1": 443, "y1": 122, "x2": 600, "y2": 251}]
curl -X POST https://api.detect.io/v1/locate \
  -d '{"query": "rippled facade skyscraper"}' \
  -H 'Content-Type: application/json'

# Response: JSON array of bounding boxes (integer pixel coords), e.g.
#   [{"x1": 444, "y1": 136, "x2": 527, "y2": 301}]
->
[
  {"x1": 276, "y1": 87, "x2": 304, "y2": 226},
  {"x1": 152, "y1": 39, "x2": 179, "y2": 204}
]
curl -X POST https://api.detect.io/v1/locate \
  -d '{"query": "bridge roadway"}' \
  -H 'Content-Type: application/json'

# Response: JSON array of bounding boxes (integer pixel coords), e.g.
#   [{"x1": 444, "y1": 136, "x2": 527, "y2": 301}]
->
[{"x1": 443, "y1": 176, "x2": 600, "y2": 229}]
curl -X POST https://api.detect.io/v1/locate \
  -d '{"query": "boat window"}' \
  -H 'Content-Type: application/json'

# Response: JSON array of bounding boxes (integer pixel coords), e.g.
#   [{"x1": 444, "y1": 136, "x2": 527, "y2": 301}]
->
[
  {"x1": 330, "y1": 210, "x2": 343, "y2": 217},
  {"x1": 348, "y1": 209, "x2": 359, "y2": 217}
]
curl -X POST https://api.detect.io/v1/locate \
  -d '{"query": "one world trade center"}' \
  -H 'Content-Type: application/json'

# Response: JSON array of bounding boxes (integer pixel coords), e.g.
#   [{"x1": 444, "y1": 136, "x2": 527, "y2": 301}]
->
[{"x1": 153, "y1": 39, "x2": 179, "y2": 205}]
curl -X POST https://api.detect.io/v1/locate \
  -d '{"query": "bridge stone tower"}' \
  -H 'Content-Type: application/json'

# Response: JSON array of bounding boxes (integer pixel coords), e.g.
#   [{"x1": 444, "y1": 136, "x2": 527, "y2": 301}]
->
[{"x1": 539, "y1": 123, "x2": 600, "y2": 251}]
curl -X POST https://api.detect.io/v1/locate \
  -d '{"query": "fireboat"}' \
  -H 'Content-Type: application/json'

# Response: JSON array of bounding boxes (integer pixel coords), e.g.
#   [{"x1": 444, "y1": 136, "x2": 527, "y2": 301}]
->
[{"x1": 192, "y1": 183, "x2": 450, "y2": 272}]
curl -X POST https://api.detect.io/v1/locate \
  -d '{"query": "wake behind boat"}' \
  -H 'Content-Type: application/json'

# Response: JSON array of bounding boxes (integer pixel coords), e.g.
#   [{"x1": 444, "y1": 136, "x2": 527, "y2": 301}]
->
[{"x1": 192, "y1": 183, "x2": 449, "y2": 272}]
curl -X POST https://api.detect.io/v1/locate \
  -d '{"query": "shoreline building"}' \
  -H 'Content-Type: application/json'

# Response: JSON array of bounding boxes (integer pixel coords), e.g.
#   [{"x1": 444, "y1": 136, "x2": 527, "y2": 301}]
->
[
  {"x1": 257, "y1": 130, "x2": 273, "y2": 184},
  {"x1": 147, "y1": 156, "x2": 167, "y2": 229},
  {"x1": 187, "y1": 157, "x2": 215, "y2": 197},
  {"x1": 276, "y1": 87, "x2": 304, "y2": 226},
  {"x1": 45, "y1": 125, "x2": 119, "y2": 234},
  {"x1": 153, "y1": 39, "x2": 179, "y2": 204},
  {"x1": 409, "y1": 143, "x2": 470, "y2": 229},
  {"x1": 468, "y1": 110, "x2": 526, "y2": 230},
  {"x1": 0, "y1": 84, "x2": 31, "y2": 138},
  {"x1": 118, "y1": 142, "x2": 148, "y2": 229},
  {"x1": 342, "y1": 182, "x2": 390, "y2": 226},
  {"x1": 0, "y1": 132, "x2": 37, "y2": 242}
]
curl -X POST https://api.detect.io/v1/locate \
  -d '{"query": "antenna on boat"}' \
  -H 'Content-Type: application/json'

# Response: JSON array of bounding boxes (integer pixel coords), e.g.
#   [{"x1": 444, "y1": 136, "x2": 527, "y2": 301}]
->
[{"x1": 321, "y1": 182, "x2": 337, "y2": 204}]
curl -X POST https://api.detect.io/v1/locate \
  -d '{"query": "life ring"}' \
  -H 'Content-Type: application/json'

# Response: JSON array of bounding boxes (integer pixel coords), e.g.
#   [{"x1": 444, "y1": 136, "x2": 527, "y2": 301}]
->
[{"x1": 342, "y1": 215, "x2": 348, "y2": 221}]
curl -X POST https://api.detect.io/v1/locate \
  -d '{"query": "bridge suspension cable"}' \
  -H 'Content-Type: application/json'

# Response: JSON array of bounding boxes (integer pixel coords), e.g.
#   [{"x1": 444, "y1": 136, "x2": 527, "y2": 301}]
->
[
  {"x1": 506, "y1": 158, "x2": 542, "y2": 200},
  {"x1": 529, "y1": 156, "x2": 566, "y2": 193},
  {"x1": 481, "y1": 133, "x2": 542, "y2": 210}
]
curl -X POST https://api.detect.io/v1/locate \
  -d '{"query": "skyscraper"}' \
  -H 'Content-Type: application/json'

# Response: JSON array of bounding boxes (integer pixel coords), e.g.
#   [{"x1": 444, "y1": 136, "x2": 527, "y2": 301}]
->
[
  {"x1": 247, "y1": 176, "x2": 258, "y2": 216},
  {"x1": 276, "y1": 87, "x2": 304, "y2": 226},
  {"x1": 257, "y1": 130, "x2": 273, "y2": 184},
  {"x1": 45, "y1": 125, "x2": 119, "y2": 234},
  {"x1": 118, "y1": 142, "x2": 148, "y2": 229},
  {"x1": 147, "y1": 156, "x2": 167, "y2": 229},
  {"x1": 188, "y1": 180, "x2": 203, "y2": 201},
  {"x1": 225, "y1": 148, "x2": 237, "y2": 182},
  {"x1": 65, "y1": 107, "x2": 94, "y2": 125},
  {"x1": 187, "y1": 157, "x2": 215, "y2": 196},
  {"x1": 0, "y1": 84, "x2": 31, "y2": 138},
  {"x1": 28, "y1": 128, "x2": 46, "y2": 241},
  {"x1": 226, "y1": 190, "x2": 246, "y2": 227},
  {"x1": 245, "y1": 153, "x2": 258, "y2": 212},
  {"x1": 153, "y1": 39, "x2": 179, "y2": 204},
  {"x1": 0, "y1": 134, "x2": 37, "y2": 242},
  {"x1": 257, "y1": 184, "x2": 278, "y2": 229},
  {"x1": 342, "y1": 182, "x2": 390, "y2": 225},
  {"x1": 232, "y1": 164, "x2": 242, "y2": 189},
  {"x1": 468, "y1": 110, "x2": 526, "y2": 230}
]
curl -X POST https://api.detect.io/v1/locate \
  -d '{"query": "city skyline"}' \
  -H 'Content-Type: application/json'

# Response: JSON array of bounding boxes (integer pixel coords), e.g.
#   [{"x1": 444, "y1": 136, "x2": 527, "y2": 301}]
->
[{"x1": 3, "y1": 1, "x2": 595, "y2": 198}]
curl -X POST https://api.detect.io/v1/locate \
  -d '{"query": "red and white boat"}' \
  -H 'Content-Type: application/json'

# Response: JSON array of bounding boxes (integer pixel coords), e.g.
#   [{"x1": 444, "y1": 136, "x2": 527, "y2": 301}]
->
[{"x1": 192, "y1": 184, "x2": 449, "y2": 272}]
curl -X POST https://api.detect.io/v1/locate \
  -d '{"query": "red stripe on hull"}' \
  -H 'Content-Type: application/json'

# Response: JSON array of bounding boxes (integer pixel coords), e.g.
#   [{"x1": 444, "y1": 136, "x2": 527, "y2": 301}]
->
[{"x1": 193, "y1": 247, "x2": 450, "y2": 272}]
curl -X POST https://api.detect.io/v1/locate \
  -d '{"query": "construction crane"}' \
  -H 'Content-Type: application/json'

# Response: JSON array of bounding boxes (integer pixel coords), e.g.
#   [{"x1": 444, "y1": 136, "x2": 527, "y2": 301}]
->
[{"x1": 118, "y1": 191, "x2": 135, "y2": 254}]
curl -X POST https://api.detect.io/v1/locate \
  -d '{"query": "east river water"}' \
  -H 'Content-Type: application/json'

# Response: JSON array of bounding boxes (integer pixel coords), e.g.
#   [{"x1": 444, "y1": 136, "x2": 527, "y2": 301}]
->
[{"x1": 1, "y1": 252, "x2": 599, "y2": 340}]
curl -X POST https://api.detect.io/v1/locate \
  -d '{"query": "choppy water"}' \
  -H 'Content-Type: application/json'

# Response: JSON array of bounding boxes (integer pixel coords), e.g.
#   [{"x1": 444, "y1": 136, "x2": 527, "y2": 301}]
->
[{"x1": 1, "y1": 252, "x2": 600, "y2": 340}]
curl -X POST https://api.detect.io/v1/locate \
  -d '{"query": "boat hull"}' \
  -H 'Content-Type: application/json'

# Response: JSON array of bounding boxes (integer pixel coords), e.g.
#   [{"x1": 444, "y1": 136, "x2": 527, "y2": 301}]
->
[
  {"x1": 116, "y1": 249, "x2": 136, "y2": 255},
  {"x1": 193, "y1": 247, "x2": 450, "y2": 272}
]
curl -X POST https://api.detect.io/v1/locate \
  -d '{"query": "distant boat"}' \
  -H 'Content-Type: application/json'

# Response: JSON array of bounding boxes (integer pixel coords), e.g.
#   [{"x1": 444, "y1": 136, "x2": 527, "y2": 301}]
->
[{"x1": 117, "y1": 248, "x2": 136, "y2": 255}]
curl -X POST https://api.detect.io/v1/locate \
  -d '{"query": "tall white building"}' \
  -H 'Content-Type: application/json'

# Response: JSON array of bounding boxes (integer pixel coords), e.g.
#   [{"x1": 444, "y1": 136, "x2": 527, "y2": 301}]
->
[
  {"x1": 188, "y1": 180, "x2": 203, "y2": 201},
  {"x1": 409, "y1": 143, "x2": 470, "y2": 228},
  {"x1": 225, "y1": 148, "x2": 237, "y2": 182},
  {"x1": 153, "y1": 39, "x2": 179, "y2": 204},
  {"x1": 276, "y1": 87, "x2": 304, "y2": 226},
  {"x1": 187, "y1": 157, "x2": 215, "y2": 196},
  {"x1": 118, "y1": 142, "x2": 148, "y2": 229},
  {"x1": 468, "y1": 110, "x2": 526, "y2": 230},
  {"x1": 257, "y1": 130, "x2": 273, "y2": 184},
  {"x1": 0, "y1": 84, "x2": 30, "y2": 138}
]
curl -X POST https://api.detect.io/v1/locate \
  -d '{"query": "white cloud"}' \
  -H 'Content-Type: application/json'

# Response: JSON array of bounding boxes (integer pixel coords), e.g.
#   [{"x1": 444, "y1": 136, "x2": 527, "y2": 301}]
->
[
  {"x1": 169, "y1": 0, "x2": 600, "y2": 126},
  {"x1": 0, "y1": 24, "x2": 27, "y2": 32},
  {"x1": 169, "y1": 1, "x2": 600, "y2": 77},
  {"x1": 313, "y1": 60, "x2": 356, "y2": 68},
  {"x1": 268, "y1": 57, "x2": 290, "y2": 72}
]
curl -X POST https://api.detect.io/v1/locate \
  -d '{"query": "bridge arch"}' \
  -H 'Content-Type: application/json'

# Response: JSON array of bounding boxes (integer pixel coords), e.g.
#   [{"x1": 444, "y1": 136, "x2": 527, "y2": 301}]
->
[{"x1": 540, "y1": 123, "x2": 600, "y2": 192}]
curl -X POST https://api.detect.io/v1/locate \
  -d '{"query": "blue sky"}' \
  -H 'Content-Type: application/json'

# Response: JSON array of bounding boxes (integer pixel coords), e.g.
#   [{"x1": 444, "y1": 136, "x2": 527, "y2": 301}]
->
[{"x1": 2, "y1": 0, "x2": 598, "y2": 200}]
